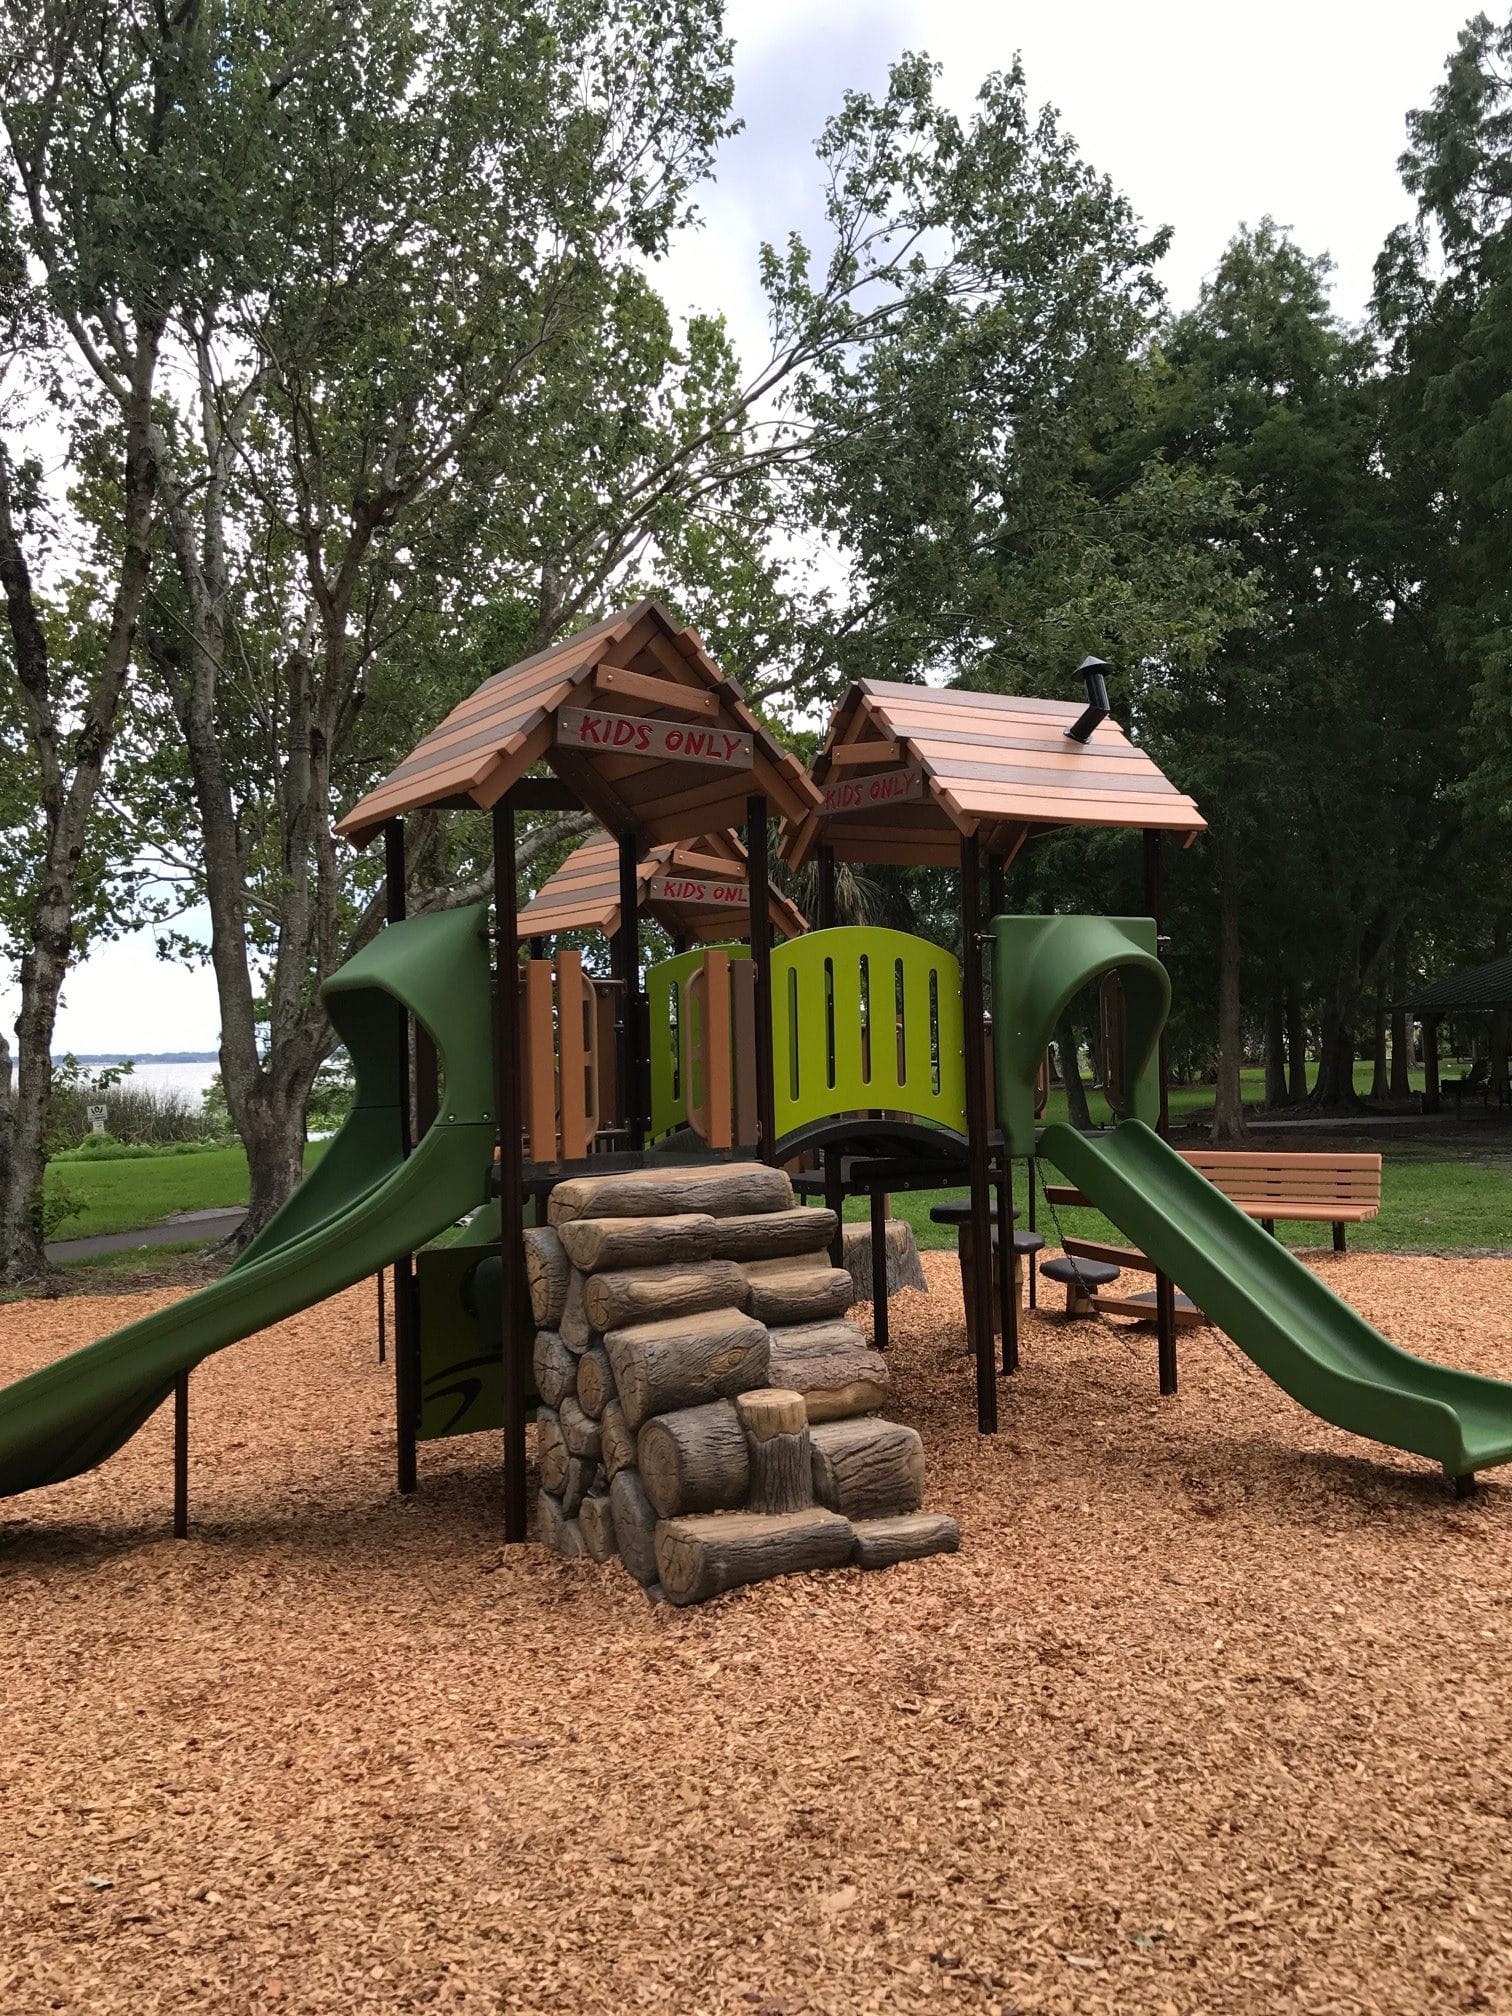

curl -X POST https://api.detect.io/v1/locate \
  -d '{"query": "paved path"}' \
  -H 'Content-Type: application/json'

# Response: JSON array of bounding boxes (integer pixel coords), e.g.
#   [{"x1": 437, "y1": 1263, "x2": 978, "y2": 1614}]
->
[{"x1": 46, "y1": 1207, "x2": 246, "y2": 1264}]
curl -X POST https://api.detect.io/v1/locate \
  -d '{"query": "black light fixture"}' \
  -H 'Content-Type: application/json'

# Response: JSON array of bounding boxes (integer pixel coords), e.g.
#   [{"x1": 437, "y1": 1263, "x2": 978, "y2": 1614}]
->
[{"x1": 1064, "y1": 655, "x2": 1111, "y2": 744}]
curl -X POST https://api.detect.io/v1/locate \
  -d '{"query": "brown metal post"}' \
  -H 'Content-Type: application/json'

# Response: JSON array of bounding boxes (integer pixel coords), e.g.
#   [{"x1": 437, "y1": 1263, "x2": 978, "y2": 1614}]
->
[
  {"x1": 172, "y1": 1369, "x2": 189, "y2": 1538},
  {"x1": 1143, "y1": 828, "x2": 1178, "y2": 1396},
  {"x1": 746, "y1": 794, "x2": 778, "y2": 1165},
  {"x1": 493, "y1": 796, "x2": 529, "y2": 1542},
  {"x1": 615, "y1": 830, "x2": 644, "y2": 1151},
  {"x1": 960, "y1": 832, "x2": 998, "y2": 1433},
  {"x1": 384, "y1": 818, "x2": 419, "y2": 1493}
]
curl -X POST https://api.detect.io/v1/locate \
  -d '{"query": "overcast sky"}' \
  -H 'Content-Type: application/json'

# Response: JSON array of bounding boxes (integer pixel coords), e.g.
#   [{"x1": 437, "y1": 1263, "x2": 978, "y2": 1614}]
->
[{"x1": 15, "y1": 0, "x2": 1478, "y2": 1055}]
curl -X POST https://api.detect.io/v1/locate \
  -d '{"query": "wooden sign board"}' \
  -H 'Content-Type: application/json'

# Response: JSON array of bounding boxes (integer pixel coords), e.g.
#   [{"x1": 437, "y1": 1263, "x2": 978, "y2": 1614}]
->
[
  {"x1": 818, "y1": 766, "x2": 927, "y2": 817},
  {"x1": 646, "y1": 872, "x2": 750, "y2": 911},
  {"x1": 557, "y1": 708, "x2": 753, "y2": 770}
]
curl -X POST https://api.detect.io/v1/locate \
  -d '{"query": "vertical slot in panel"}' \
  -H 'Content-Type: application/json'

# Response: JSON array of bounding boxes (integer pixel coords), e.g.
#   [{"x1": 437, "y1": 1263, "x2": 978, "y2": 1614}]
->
[
  {"x1": 787, "y1": 964, "x2": 800, "y2": 1104},
  {"x1": 594, "y1": 983, "x2": 619, "y2": 1139},
  {"x1": 730, "y1": 958, "x2": 759, "y2": 1149},
  {"x1": 859, "y1": 953, "x2": 872, "y2": 1084},
  {"x1": 825, "y1": 956, "x2": 836, "y2": 1091},
  {"x1": 524, "y1": 959, "x2": 557, "y2": 1160},
  {"x1": 929, "y1": 967, "x2": 942, "y2": 1096},
  {"x1": 703, "y1": 948, "x2": 733, "y2": 1151},
  {"x1": 556, "y1": 949, "x2": 590, "y2": 1159},
  {"x1": 895, "y1": 958, "x2": 907, "y2": 1085}
]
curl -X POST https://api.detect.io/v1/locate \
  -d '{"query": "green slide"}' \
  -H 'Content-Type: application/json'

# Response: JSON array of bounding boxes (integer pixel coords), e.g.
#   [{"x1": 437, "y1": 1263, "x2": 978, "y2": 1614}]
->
[
  {"x1": 1041, "y1": 1119, "x2": 1512, "y2": 1481},
  {"x1": 0, "y1": 902, "x2": 498, "y2": 1498}
]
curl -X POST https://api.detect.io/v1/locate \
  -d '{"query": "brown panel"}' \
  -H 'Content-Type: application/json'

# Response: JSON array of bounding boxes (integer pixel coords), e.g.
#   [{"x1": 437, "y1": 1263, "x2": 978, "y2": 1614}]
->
[
  {"x1": 556, "y1": 949, "x2": 591, "y2": 1159},
  {"x1": 523, "y1": 960, "x2": 558, "y2": 1160},
  {"x1": 557, "y1": 707, "x2": 753, "y2": 770},
  {"x1": 826, "y1": 737, "x2": 903, "y2": 767}
]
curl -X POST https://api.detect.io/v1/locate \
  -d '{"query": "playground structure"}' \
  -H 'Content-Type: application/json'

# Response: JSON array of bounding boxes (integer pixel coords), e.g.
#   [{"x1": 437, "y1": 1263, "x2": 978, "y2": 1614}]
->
[{"x1": 3, "y1": 598, "x2": 1512, "y2": 1558}]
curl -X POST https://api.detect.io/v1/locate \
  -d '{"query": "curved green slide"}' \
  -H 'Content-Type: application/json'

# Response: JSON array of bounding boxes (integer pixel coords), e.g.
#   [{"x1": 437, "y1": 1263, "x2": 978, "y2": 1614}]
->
[
  {"x1": 991, "y1": 913, "x2": 1512, "y2": 1481},
  {"x1": 1040, "y1": 1121, "x2": 1512, "y2": 1480},
  {"x1": 0, "y1": 902, "x2": 498, "y2": 1498}
]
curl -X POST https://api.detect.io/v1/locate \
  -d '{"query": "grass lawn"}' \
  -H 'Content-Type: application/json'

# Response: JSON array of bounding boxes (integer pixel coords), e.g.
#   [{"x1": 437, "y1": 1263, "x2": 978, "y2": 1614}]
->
[{"x1": 46, "y1": 1143, "x2": 324, "y2": 1241}]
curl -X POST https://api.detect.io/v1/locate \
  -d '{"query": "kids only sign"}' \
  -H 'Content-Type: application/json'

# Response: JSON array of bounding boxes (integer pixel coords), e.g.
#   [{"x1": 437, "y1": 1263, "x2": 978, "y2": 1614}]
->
[
  {"x1": 646, "y1": 873, "x2": 750, "y2": 910},
  {"x1": 818, "y1": 766, "x2": 926, "y2": 816},
  {"x1": 557, "y1": 708, "x2": 753, "y2": 770}
]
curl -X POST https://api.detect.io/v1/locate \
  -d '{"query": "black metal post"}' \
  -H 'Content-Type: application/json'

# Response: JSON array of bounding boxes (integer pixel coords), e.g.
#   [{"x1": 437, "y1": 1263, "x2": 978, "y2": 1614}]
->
[
  {"x1": 1026, "y1": 1157, "x2": 1038, "y2": 1308},
  {"x1": 960, "y1": 832, "x2": 997, "y2": 1433},
  {"x1": 869, "y1": 1187, "x2": 889, "y2": 1351},
  {"x1": 615, "y1": 831, "x2": 643, "y2": 1152},
  {"x1": 493, "y1": 796, "x2": 529, "y2": 1543},
  {"x1": 1423, "y1": 1014, "x2": 1442, "y2": 1115},
  {"x1": 746, "y1": 794, "x2": 778, "y2": 1165},
  {"x1": 988, "y1": 853, "x2": 1005, "y2": 921},
  {"x1": 384, "y1": 818, "x2": 419, "y2": 1493},
  {"x1": 996, "y1": 1158, "x2": 1018, "y2": 1374},
  {"x1": 816, "y1": 843, "x2": 836, "y2": 931},
  {"x1": 1143, "y1": 828, "x2": 1178, "y2": 1396},
  {"x1": 376, "y1": 1268, "x2": 386, "y2": 1364},
  {"x1": 172, "y1": 1369, "x2": 189, "y2": 1538}
]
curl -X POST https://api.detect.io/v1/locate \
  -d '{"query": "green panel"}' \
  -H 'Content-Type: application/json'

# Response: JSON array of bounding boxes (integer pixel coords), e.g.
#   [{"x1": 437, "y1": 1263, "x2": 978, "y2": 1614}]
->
[
  {"x1": 1042, "y1": 1120, "x2": 1512, "y2": 1479},
  {"x1": 417, "y1": 1246, "x2": 505, "y2": 1440},
  {"x1": 0, "y1": 902, "x2": 501, "y2": 1497},
  {"x1": 770, "y1": 928, "x2": 966, "y2": 1137},
  {"x1": 645, "y1": 943, "x2": 749, "y2": 1139},
  {"x1": 990, "y1": 915, "x2": 1169, "y2": 1157}
]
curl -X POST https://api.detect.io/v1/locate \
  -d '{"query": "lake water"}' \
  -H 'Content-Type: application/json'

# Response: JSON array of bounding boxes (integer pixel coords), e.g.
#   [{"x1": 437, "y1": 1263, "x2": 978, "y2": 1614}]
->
[{"x1": 71, "y1": 1059, "x2": 220, "y2": 1101}]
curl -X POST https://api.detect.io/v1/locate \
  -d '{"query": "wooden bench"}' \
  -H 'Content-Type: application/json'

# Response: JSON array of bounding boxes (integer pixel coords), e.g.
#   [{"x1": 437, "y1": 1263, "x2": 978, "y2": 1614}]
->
[{"x1": 1179, "y1": 1149, "x2": 1382, "y2": 1251}]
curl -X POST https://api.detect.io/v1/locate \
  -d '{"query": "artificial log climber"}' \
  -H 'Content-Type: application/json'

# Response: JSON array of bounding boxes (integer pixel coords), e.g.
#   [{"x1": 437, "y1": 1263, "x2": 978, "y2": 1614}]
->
[{"x1": 531, "y1": 1162, "x2": 959, "y2": 1603}]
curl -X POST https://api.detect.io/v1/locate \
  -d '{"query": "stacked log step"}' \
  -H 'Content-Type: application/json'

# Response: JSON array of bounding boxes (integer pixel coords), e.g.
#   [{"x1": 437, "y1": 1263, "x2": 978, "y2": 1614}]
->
[{"x1": 526, "y1": 1163, "x2": 958, "y2": 1604}]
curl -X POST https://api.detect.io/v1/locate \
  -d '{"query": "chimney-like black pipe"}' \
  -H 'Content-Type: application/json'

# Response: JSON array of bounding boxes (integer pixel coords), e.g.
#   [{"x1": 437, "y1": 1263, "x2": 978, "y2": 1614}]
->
[{"x1": 1065, "y1": 655, "x2": 1111, "y2": 743}]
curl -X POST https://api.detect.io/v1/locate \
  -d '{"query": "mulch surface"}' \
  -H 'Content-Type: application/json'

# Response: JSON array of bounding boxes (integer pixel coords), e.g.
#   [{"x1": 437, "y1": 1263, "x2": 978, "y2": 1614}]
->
[{"x1": 3, "y1": 1253, "x2": 1512, "y2": 2013}]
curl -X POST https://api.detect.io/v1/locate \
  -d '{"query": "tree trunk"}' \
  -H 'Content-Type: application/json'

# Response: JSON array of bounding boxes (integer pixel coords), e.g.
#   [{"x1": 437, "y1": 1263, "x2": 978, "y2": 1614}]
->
[
  {"x1": 575, "y1": 1345, "x2": 616, "y2": 1420},
  {"x1": 532, "y1": 1331, "x2": 577, "y2": 1410},
  {"x1": 654, "y1": 1507, "x2": 854, "y2": 1607},
  {"x1": 1056, "y1": 1018, "x2": 1091, "y2": 1131},
  {"x1": 608, "y1": 1468, "x2": 659, "y2": 1585},
  {"x1": 582, "y1": 1258, "x2": 750, "y2": 1333},
  {"x1": 636, "y1": 1399, "x2": 750, "y2": 1517},
  {"x1": 765, "y1": 1319, "x2": 890, "y2": 1421},
  {"x1": 1492, "y1": 920, "x2": 1510, "y2": 1099},
  {"x1": 1390, "y1": 938, "x2": 1413, "y2": 1101},
  {"x1": 1264, "y1": 984, "x2": 1288, "y2": 1110},
  {"x1": 525, "y1": 1227, "x2": 570, "y2": 1327},
  {"x1": 808, "y1": 1417, "x2": 925, "y2": 1520},
  {"x1": 578, "y1": 1492, "x2": 618, "y2": 1565},
  {"x1": 850, "y1": 1514, "x2": 961, "y2": 1568},
  {"x1": 1311, "y1": 1013, "x2": 1360, "y2": 1109},
  {"x1": 741, "y1": 1259, "x2": 853, "y2": 1326},
  {"x1": 708, "y1": 1207, "x2": 838, "y2": 1262},
  {"x1": 1370, "y1": 988, "x2": 1389, "y2": 1103},
  {"x1": 0, "y1": 337, "x2": 162, "y2": 1283},
  {"x1": 1210, "y1": 833, "x2": 1247, "y2": 1145},
  {"x1": 556, "y1": 1213, "x2": 718, "y2": 1273},
  {"x1": 739, "y1": 1387, "x2": 814, "y2": 1516},
  {"x1": 604, "y1": 1306, "x2": 769, "y2": 1430},
  {"x1": 599, "y1": 1399, "x2": 637, "y2": 1480},
  {"x1": 1286, "y1": 986, "x2": 1308, "y2": 1104}
]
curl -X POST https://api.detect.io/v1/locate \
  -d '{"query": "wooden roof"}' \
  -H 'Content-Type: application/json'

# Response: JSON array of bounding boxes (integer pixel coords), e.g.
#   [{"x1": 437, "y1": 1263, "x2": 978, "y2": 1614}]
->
[
  {"x1": 517, "y1": 829, "x2": 807, "y2": 944},
  {"x1": 335, "y1": 600, "x2": 820, "y2": 848},
  {"x1": 781, "y1": 679, "x2": 1206, "y2": 870}
]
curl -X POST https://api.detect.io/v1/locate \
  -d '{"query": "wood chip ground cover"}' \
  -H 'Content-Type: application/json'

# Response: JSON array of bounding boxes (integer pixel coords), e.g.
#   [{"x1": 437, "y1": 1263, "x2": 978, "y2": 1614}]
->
[{"x1": 3, "y1": 1253, "x2": 1512, "y2": 2012}]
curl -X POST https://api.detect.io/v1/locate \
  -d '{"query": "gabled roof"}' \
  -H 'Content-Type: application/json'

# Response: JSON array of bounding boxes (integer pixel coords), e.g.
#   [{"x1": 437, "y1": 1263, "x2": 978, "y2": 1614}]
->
[
  {"x1": 781, "y1": 679, "x2": 1206, "y2": 868},
  {"x1": 1399, "y1": 954, "x2": 1512, "y2": 1014},
  {"x1": 335, "y1": 600, "x2": 819, "y2": 848},
  {"x1": 517, "y1": 829, "x2": 807, "y2": 943}
]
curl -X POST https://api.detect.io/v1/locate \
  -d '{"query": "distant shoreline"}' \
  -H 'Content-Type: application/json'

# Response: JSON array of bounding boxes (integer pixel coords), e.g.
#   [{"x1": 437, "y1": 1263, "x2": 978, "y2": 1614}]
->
[{"x1": 60, "y1": 1053, "x2": 218, "y2": 1065}]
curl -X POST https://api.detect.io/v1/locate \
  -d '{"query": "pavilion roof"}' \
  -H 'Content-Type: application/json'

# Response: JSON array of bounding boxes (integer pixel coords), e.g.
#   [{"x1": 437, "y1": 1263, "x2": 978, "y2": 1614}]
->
[
  {"x1": 1399, "y1": 953, "x2": 1512, "y2": 1014},
  {"x1": 780, "y1": 679, "x2": 1206, "y2": 870},
  {"x1": 335, "y1": 600, "x2": 819, "y2": 848},
  {"x1": 517, "y1": 829, "x2": 807, "y2": 943}
]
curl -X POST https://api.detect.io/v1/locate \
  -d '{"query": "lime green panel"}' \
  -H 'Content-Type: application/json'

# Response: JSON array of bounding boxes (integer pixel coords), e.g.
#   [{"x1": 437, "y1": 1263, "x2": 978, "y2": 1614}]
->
[
  {"x1": 646, "y1": 943, "x2": 749, "y2": 1139},
  {"x1": 990, "y1": 915, "x2": 1169, "y2": 1157},
  {"x1": 1043, "y1": 1120, "x2": 1512, "y2": 1479},
  {"x1": 770, "y1": 927, "x2": 966, "y2": 1137}
]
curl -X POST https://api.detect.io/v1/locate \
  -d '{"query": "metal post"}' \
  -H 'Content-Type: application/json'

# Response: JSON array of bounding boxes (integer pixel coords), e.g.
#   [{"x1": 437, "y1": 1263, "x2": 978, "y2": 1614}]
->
[
  {"x1": 615, "y1": 831, "x2": 643, "y2": 1152},
  {"x1": 493, "y1": 796, "x2": 529, "y2": 1542},
  {"x1": 988, "y1": 853, "x2": 1005, "y2": 921},
  {"x1": 996, "y1": 1158, "x2": 1018, "y2": 1374},
  {"x1": 1143, "y1": 828, "x2": 1178, "y2": 1396},
  {"x1": 869, "y1": 1188, "x2": 889, "y2": 1351},
  {"x1": 746, "y1": 794, "x2": 778, "y2": 1165},
  {"x1": 960, "y1": 832, "x2": 997, "y2": 1433},
  {"x1": 384, "y1": 818, "x2": 419, "y2": 1493},
  {"x1": 376, "y1": 1268, "x2": 386, "y2": 1364},
  {"x1": 172, "y1": 1370, "x2": 189, "y2": 1538}
]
